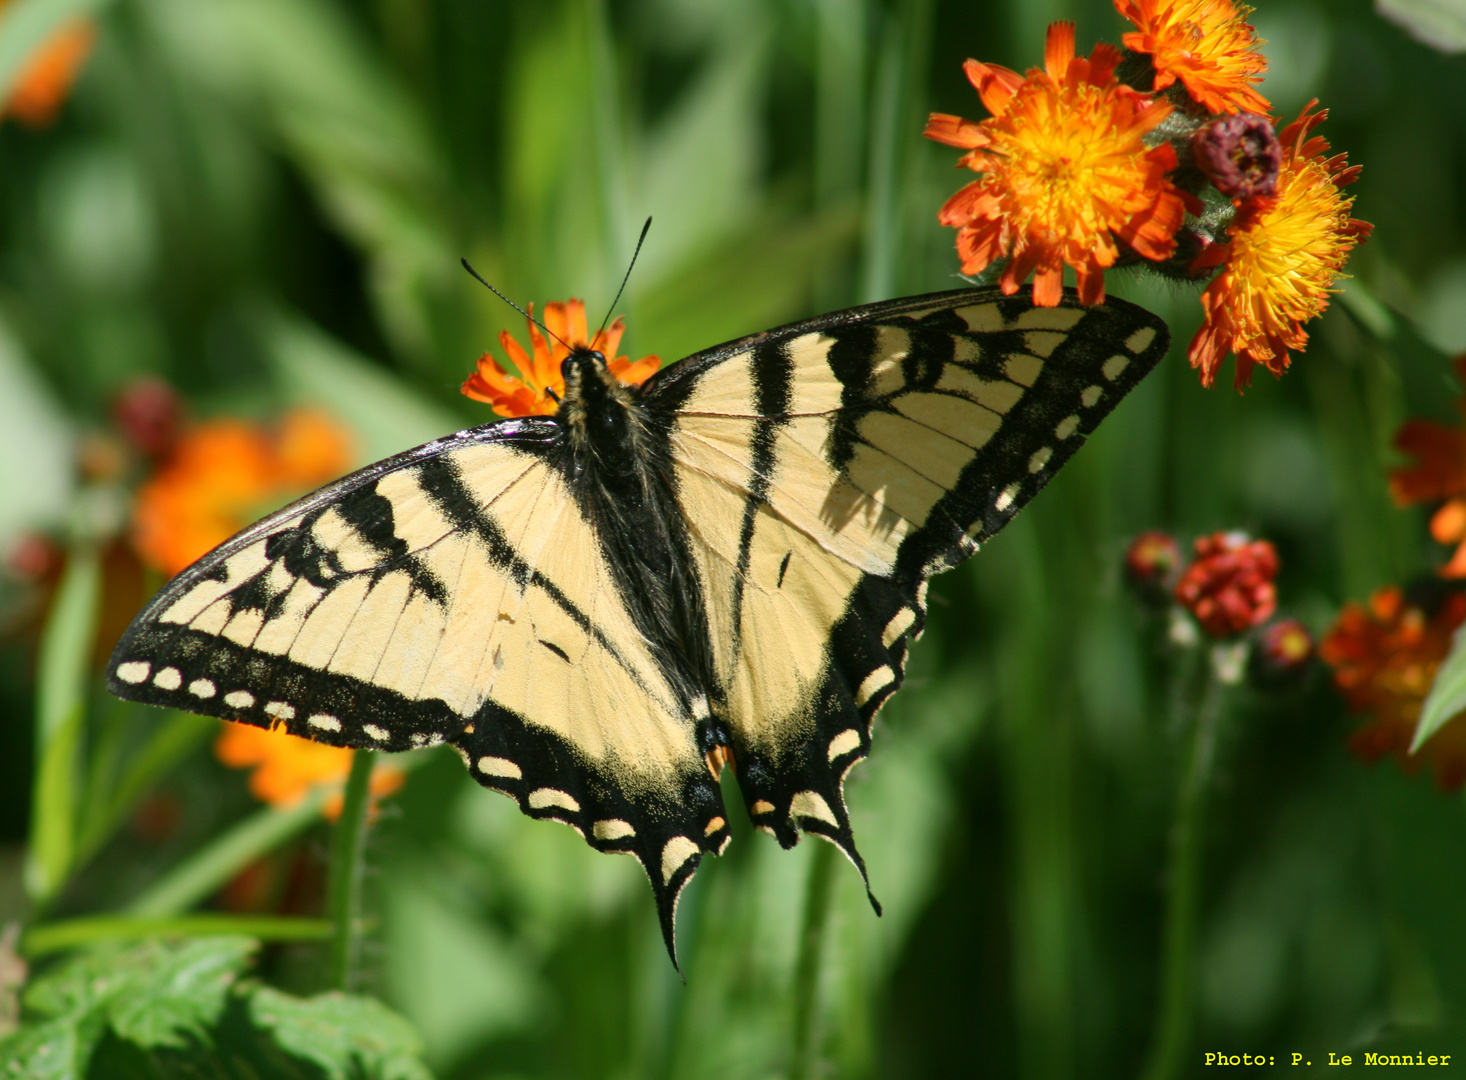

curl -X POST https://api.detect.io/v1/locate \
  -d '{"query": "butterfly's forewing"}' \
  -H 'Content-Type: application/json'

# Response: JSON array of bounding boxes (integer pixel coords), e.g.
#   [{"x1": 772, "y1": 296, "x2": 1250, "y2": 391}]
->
[{"x1": 646, "y1": 288, "x2": 1167, "y2": 889}]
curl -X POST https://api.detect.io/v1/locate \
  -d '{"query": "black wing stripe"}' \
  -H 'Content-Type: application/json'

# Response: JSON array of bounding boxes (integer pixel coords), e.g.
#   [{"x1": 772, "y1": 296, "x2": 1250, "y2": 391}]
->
[{"x1": 727, "y1": 339, "x2": 795, "y2": 668}]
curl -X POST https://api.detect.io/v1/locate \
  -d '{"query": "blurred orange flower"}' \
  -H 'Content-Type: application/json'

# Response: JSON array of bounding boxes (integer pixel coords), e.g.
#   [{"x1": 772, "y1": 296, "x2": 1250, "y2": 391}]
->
[
  {"x1": 1115, "y1": 0, "x2": 1269, "y2": 115},
  {"x1": 924, "y1": 22, "x2": 1193, "y2": 307},
  {"x1": 215, "y1": 722, "x2": 404, "y2": 822},
  {"x1": 3, "y1": 14, "x2": 95, "y2": 127},
  {"x1": 462, "y1": 298, "x2": 660, "y2": 418},
  {"x1": 132, "y1": 409, "x2": 353, "y2": 577},
  {"x1": 1321, "y1": 587, "x2": 1466, "y2": 793},
  {"x1": 1187, "y1": 103, "x2": 1372, "y2": 389},
  {"x1": 1389, "y1": 355, "x2": 1466, "y2": 577}
]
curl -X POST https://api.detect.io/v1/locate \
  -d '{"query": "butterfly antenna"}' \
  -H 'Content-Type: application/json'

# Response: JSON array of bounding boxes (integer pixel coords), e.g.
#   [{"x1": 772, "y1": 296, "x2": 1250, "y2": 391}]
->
[
  {"x1": 460, "y1": 258, "x2": 571, "y2": 352},
  {"x1": 594, "y1": 217, "x2": 652, "y2": 346}
]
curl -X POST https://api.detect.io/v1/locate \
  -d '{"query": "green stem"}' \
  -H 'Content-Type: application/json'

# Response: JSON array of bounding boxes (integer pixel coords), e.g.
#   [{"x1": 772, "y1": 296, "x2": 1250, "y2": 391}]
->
[
  {"x1": 23, "y1": 914, "x2": 333, "y2": 958},
  {"x1": 26, "y1": 545, "x2": 101, "y2": 910},
  {"x1": 790, "y1": 839, "x2": 838, "y2": 1080},
  {"x1": 127, "y1": 788, "x2": 329, "y2": 918},
  {"x1": 1141, "y1": 660, "x2": 1224, "y2": 1080},
  {"x1": 327, "y1": 750, "x2": 375, "y2": 992}
]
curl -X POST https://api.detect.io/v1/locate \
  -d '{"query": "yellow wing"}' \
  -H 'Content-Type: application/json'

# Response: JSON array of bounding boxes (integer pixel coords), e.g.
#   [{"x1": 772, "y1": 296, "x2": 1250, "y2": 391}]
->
[{"x1": 649, "y1": 289, "x2": 1167, "y2": 885}]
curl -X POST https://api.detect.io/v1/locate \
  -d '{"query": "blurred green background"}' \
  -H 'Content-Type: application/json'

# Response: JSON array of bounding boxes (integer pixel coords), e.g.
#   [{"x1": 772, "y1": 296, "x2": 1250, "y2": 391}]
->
[{"x1": 2, "y1": 0, "x2": 1465, "y2": 1076}]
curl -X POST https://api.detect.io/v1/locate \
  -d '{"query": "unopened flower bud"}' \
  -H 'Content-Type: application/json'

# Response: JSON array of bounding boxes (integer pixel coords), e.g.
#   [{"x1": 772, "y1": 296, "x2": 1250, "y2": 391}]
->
[
  {"x1": 5, "y1": 533, "x2": 58, "y2": 582},
  {"x1": 1192, "y1": 113, "x2": 1281, "y2": 202},
  {"x1": 112, "y1": 377, "x2": 183, "y2": 459},
  {"x1": 1125, "y1": 530, "x2": 1183, "y2": 604},
  {"x1": 1249, "y1": 618, "x2": 1315, "y2": 689},
  {"x1": 1174, "y1": 531, "x2": 1278, "y2": 638}
]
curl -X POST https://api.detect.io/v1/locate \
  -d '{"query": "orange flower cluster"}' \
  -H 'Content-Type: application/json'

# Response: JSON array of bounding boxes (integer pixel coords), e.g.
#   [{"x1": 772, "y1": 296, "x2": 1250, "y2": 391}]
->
[
  {"x1": 216, "y1": 723, "x2": 403, "y2": 822},
  {"x1": 2, "y1": 9, "x2": 95, "y2": 127},
  {"x1": 1117, "y1": 0, "x2": 1268, "y2": 114},
  {"x1": 1187, "y1": 103, "x2": 1372, "y2": 388},
  {"x1": 1389, "y1": 356, "x2": 1466, "y2": 577},
  {"x1": 926, "y1": 24, "x2": 1193, "y2": 307},
  {"x1": 1321, "y1": 588, "x2": 1466, "y2": 793},
  {"x1": 132, "y1": 409, "x2": 353, "y2": 577},
  {"x1": 463, "y1": 298, "x2": 659, "y2": 418},
  {"x1": 925, "y1": 0, "x2": 1370, "y2": 390}
]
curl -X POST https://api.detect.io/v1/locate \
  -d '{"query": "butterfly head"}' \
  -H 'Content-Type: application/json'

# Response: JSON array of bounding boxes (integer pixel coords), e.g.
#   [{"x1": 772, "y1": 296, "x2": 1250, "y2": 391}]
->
[{"x1": 559, "y1": 346, "x2": 640, "y2": 458}]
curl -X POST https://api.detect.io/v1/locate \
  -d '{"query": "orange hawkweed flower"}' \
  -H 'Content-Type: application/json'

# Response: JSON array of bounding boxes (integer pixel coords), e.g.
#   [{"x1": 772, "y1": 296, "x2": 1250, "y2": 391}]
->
[
  {"x1": 924, "y1": 22, "x2": 1193, "y2": 307},
  {"x1": 1389, "y1": 356, "x2": 1466, "y2": 577},
  {"x1": 462, "y1": 298, "x2": 660, "y2": 418},
  {"x1": 1187, "y1": 102, "x2": 1372, "y2": 389},
  {"x1": 1115, "y1": 0, "x2": 1269, "y2": 115},
  {"x1": 133, "y1": 409, "x2": 353, "y2": 577},
  {"x1": 1321, "y1": 588, "x2": 1466, "y2": 793},
  {"x1": 215, "y1": 723, "x2": 403, "y2": 822},
  {"x1": 3, "y1": 15, "x2": 95, "y2": 127}
]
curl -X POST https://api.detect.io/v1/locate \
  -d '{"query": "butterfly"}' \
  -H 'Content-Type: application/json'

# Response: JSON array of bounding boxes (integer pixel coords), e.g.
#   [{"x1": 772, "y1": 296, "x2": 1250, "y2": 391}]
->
[{"x1": 108, "y1": 285, "x2": 1168, "y2": 964}]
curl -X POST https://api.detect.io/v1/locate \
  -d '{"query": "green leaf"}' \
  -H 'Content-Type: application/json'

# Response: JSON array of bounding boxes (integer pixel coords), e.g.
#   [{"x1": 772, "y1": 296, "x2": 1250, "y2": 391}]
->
[
  {"x1": 259, "y1": 308, "x2": 462, "y2": 464},
  {"x1": 1337, "y1": 282, "x2": 1459, "y2": 425},
  {"x1": 249, "y1": 988, "x2": 433, "y2": 1080},
  {"x1": 0, "y1": 0, "x2": 117, "y2": 106},
  {"x1": 1377, "y1": 0, "x2": 1466, "y2": 53},
  {"x1": 1413, "y1": 622, "x2": 1466, "y2": 752},
  {"x1": 24, "y1": 938, "x2": 255, "y2": 1052},
  {"x1": 0, "y1": 315, "x2": 73, "y2": 553},
  {"x1": 0, "y1": 1014, "x2": 106, "y2": 1080},
  {"x1": 104, "y1": 937, "x2": 256, "y2": 1049},
  {"x1": 635, "y1": 205, "x2": 860, "y2": 367},
  {"x1": 146, "y1": 0, "x2": 455, "y2": 363},
  {"x1": 26, "y1": 547, "x2": 101, "y2": 906}
]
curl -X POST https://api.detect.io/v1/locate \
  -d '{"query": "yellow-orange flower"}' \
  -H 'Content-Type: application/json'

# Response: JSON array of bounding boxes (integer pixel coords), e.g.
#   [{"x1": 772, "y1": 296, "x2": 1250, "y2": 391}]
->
[
  {"x1": 1388, "y1": 356, "x2": 1466, "y2": 577},
  {"x1": 924, "y1": 23, "x2": 1193, "y2": 307},
  {"x1": 133, "y1": 409, "x2": 353, "y2": 577},
  {"x1": 215, "y1": 723, "x2": 403, "y2": 822},
  {"x1": 3, "y1": 15, "x2": 95, "y2": 127},
  {"x1": 1187, "y1": 102, "x2": 1372, "y2": 389},
  {"x1": 1115, "y1": 0, "x2": 1269, "y2": 115},
  {"x1": 1320, "y1": 588, "x2": 1466, "y2": 793},
  {"x1": 462, "y1": 298, "x2": 660, "y2": 417}
]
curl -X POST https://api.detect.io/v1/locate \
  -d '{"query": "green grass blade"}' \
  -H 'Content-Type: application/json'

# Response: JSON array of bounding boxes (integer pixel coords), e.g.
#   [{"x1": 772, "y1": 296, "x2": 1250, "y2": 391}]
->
[
  {"x1": 125, "y1": 789, "x2": 330, "y2": 918},
  {"x1": 25, "y1": 547, "x2": 101, "y2": 907},
  {"x1": 21, "y1": 915, "x2": 332, "y2": 958},
  {"x1": 74, "y1": 710, "x2": 216, "y2": 866}
]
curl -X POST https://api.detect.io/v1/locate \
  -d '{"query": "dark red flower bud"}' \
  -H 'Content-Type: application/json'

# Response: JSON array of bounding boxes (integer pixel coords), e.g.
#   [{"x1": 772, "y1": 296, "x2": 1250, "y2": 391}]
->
[
  {"x1": 1174, "y1": 531, "x2": 1278, "y2": 638},
  {"x1": 1249, "y1": 618, "x2": 1315, "y2": 689},
  {"x1": 1192, "y1": 113, "x2": 1281, "y2": 202},
  {"x1": 5, "y1": 532, "x2": 58, "y2": 582},
  {"x1": 112, "y1": 376, "x2": 183, "y2": 459},
  {"x1": 1124, "y1": 530, "x2": 1183, "y2": 603}
]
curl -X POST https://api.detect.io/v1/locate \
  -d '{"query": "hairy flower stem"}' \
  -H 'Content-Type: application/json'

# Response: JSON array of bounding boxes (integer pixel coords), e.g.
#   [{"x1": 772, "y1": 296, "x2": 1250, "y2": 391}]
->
[
  {"x1": 1141, "y1": 661, "x2": 1224, "y2": 1080},
  {"x1": 327, "y1": 750, "x2": 375, "y2": 992},
  {"x1": 790, "y1": 839, "x2": 838, "y2": 1080}
]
